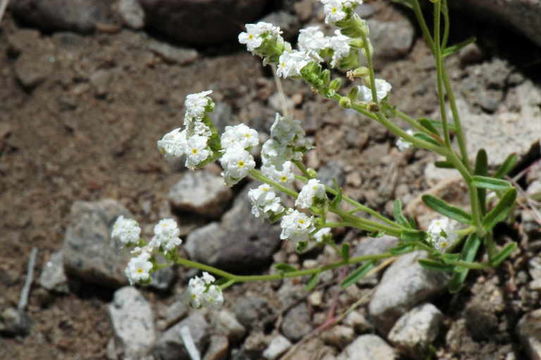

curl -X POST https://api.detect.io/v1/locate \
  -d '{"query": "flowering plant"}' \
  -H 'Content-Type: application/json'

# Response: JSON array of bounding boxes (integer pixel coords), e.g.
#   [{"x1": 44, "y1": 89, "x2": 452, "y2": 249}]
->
[{"x1": 112, "y1": 0, "x2": 519, "y2": 307}]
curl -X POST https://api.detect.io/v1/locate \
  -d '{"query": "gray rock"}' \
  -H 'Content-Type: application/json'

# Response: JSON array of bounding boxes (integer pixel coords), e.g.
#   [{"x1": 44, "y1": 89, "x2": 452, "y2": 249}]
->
[
  {"x1": 154, "y1": 311, "x2": 209, "y2": 360},
  {"x1": 459, "y1": 43, "x2": 484, "y2": 67},
  {"x1": 90, "y1": 69, "x2": 114, "y2": 98},
  {"x1": 108, "y1": 287, "x2": 156, "y2": 358},
  {"x1": 368, "y1": 19, "x2": 414, "y2": 67},
  {"x1": 321, "y1": 325, "x2": 355, "y2": 349},
  {"x1": 278, "y1": 279, "x2": 308, "y2": 309},
  {"x1": 204, "y1": 335, "x2": 229, "y2": 360},
  {"x1": 62, "y1": 199, "x2": 132, "y2": 288},
  {"x1": 10, "y1": 0, "x2": 113, "y2": 33},
  {"x1": 368, "y1": 251, "x2": 448, "y2": 334},
  {"x1": 318, "y1": 161, "x2": 346, "y2": 187},
  {"x1": 210, "y1": 103, "x2": 234, "y2": 134},
  {"x1": 39, "y1": 251, "x2": 69, "y2": 293},
  {"x1": 517, "y1": 309, "x2": 541, "y2": 360},
  {"x1": 233, "y1": 296, "x2": 276, "y2": 332},
  {"x1": 263, "y1": 335, "x2": 292, "y2": 360},
  {"x1": 139, "y1": 0, "x2": 269, "y2": 45},
  {"x1": 117, "y1": 0, "x2": 145, "y2": 29},
  {"x1": 0, "y1": 308, "x2": 31, "y2": 336},
  {"x1": 388, "y1": 303, "x2": 443, "y2": 358},
  {"x1": 185, "y1": 185, "x2": 281, "y2": 271},
  {"x1": 149, "y1": 266, "x2": 176, "y2": 292},
  {"x1": 354, "y1": 235, "x2": 399, "y2": 257},
  {"x1": 214, "y1": 309, "x2": 246, "y2": 343},
  {"x1": 240, "y1": 331, "x2": 270, "y2": 359},
  {"x1": 148, "y1": 40, "x2": 199, "y2": 66},
  {"x1": 281, "y1": 303, "x2": 313, "y2": 342},
  {"x1": 169, "y1": 171, "x2": 232, "y2": 217},
  {"x1": 453, "y1": 0, "x2": 541, "y2": 47},
  {"x1": 337, "y1": 334, "x2": 397, "y2": 360},
  {"x1": 260, "y1": 11, "x2": 300, "y2": 40},
  {"x1": 161, "y1": 300, "x2": 189, "y2": 330}
]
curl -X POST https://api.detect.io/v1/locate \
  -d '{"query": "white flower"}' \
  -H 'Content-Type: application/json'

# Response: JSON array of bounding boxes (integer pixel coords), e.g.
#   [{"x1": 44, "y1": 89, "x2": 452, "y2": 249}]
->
[
  {"x1": 313, "y1": 228, "x2": 331, "y2": 242},
  {"x1": 220, "y1": 146, "x2": 256, "y2": 186},
  {"x1": 298, "y1": 26, "x2": 327, "y2": 61},
  {"x1": 280, "y1": 209, "x2": 316, "y2": 243},
  {"x1": 296, "y1": 179, "x2": 327, "y2": 209},
  {"x1": 270, "y1": 113, "x2": 307, "y2": 148},
  {"x1": 248, "y1": 184, "x2": 284, "y2": 219},
  {"x1": 276, "y1": 50, "x2": 311, "y2": 78},
  {"x1": 157, "y1": 128, "x2": 187, "y2": 158},
  {"x1": 125, "y1": 251, "x2": 153, "y2": 285},
  {"x1": 149, "y1": 218, "x2": 182, "y2": 251},
  {"x1": 322, "y1": 0, "x2": 347, "y2": 24},
  {"x1": 358, "y1": 79, "x2": 392, "y2": 102},
  {"x1": 187, "y1": 272, "x2": 224, "y2": 309},
  {"x1": 396, "y1": 129, "x2": 414, "y2": 151},
  {"x1": 328, "y1": 30, "x2": 351, "y2": 67},
  {"x1": 184, "y1": 90, "x2": 213, "y2": 121},
  {"x1": 112, "y1": 215, "x2": 141, "y2": 246},
  {"x1": 262, "y1": 161, "x2": 294, "y2": 185},
  {"x1": 238, "y1": 22, "x2": 283, "y2": 52},
  {"x1": 185, "y1": 135, "x2": 211, "y2": 169},
  {"x1": 221, "y1": 124, "x2": 259, "y2": 150},
  {"x1": 427, "y1": 217, "x2": 458, "y2": 252},
  {"x1": 261, "y1": 138, "x2": 295, "y2": 169}
]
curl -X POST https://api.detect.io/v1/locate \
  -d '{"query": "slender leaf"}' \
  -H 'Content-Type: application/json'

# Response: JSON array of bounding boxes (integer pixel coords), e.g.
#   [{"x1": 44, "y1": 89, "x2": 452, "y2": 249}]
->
[
  {"x1": 422, "y1": 194, "x2": 473, "y2": 224},
  {"x1": 305, "y1": 272, "x2": 320, "y2": 291},
  {"x1": 341, "y1": 243, "x2": 350, "y2": 261},
  {"x1": 475, "y1": 149, "x2": 488, "y2": 214},
  {"x1": 414, "y1": 133, "x2": 441, "y2": 146},
  {"x1": 341, "y1": 262, "x2": 375, "y2": 288},
  {"x1": 491, "y1": 243, "x2": 517, "y2": 267},
  {"x1": 400, "y1": 229, "x2": 426, "y2": 242},
  {"x1": 482, "y1": 188, "x2": 517, "y2": 230},
  {"x1": 274, "y1": 263, "x2": 297, "y2": 273},
  {"x1": 418, "y1": 118, "x2": 440, "y2": 135},
  {"x1": 435, "y1": 161, "x2": 454, "y2": 169},
  {"x1": 449, "y1": 235, "x2": 481, "y2": 293},
  {"x1": 390, "y1": 243, "x2": 416, "y2": 255},
  {"x1": 442, "y1": 37, "x2": 476, "y2": 57},
  {"x1": 423, "y1": 119, "x2": 457, "y2": 132},
  {"x1": 393, "y1": 200, "x2": 410, "y2": 227},
  {"x1": 390, "y1": 0, "x2": 413, "y2": 9},
  {"x1": 419, "y1": 258, "x2": 455, "y2": 272},
  {"x1": 494, "y1": 153, "x2": 518, "y2": 179},
  {"x1": 471, "y1": 175, "x2": 511, "y2": 191}
]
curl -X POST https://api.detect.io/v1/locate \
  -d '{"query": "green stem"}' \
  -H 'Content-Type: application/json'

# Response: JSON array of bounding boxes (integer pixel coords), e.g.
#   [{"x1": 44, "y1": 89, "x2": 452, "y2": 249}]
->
[
  {"x1": 385, "y1": 105, "x2": 432, "y2": 134},
  {"x1": 332, "y1": 206, "x2": 402, "y2": 237},
  {"x1": 249, "y1": 169, "x2": 298, "y2": 198},
  {"x1": 412, "y1": 0, "x2": 434, "y2": 49},
  {"x1": 293, "y1": 159, "x2": 312, "y2": 178},
  {"x1": 359, "y1": 31, "x2": 378, "y2": 104},
  {"x1": 442, "y1": 0, "x2": 450, "y2": 48}
]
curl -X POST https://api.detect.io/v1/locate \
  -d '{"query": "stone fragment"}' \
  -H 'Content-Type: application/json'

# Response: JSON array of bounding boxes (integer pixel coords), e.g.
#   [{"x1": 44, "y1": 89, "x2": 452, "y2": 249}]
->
[
  {"x1": 321, "y1": 325, "x2": 355, "y2": 349},
  {"x1": 214, "y1": 309, "x2": 246, "y2": 343},
  {"x1": 337, "y1": 334, "x2": 397, "y2": 360},
  {"x1": 285, "y1": 338, "x2": 336, "y2": 360},
  {"x1": 281, "y1": 303, "x2": 313, "y2": 342},
  {"x1": 318, "y1": 160, "x2": 346, "y2": 187},
  {"x1": 368, "y1": 251, "x2": 448, "y2": 334},
  {"x1": 108, "y1": 287, "x2": 155, "y2": 358},
  {"x1": 148, "y1": 40, "x2": 199, "y2": 66},
  {"x1": 203, "y1": 335, "x2": 229, "y2": 360},
  {"x1": 168, "y1": 171, "x2": 232, "y2": 217},
  {"x1": 161, "y1": 299, "x2": 189, "y2": 330},
  {"x1": 263, "y1": 335, "x2": 292, "y2": 360},
  {"x1": 233, "y1": 296, "x2": 276, "y2": 332},
  {"x1": 241, "y1": 331, "x2": 270, "y2": 359},
  {"x1": 344, "y1": 310, "x2": 373, "y2": 334},
  {"x1": 117, "y1": 0, "x2": 145, "y2": 29},
  {"x1": 368, "y1": 19, "x2": 414, "y2": 67},
  {"x1": 517, "y1": 309, "x2": 541, "y2": 360},
  {"x1": 0, "y1": 308, "x2": 31, "y2": 336},
  {"x1": 186, "y1": 185, "x2": 281, "y2": 271},
  {"x1": 154, "y1": 312, "x2": 209, "y2": 360},
  {"x1": 388, "y1": 303, "x2": 443, "y2": 358},
  {"x1": 39, "y1": 251, "x2": 69, "y2": 293},
  {"x1": 62, "y1": 199, "x2": 132, "y2": 288},
  {"x1": 260, "y1": 11, "x2": 300, "y2": 40}
]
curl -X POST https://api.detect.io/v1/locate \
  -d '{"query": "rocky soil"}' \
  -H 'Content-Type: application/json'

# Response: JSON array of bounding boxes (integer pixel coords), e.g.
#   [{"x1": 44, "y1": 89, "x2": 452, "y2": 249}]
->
[{"x1": 0, "y1": 1, "x2": 540, "y2": 359}]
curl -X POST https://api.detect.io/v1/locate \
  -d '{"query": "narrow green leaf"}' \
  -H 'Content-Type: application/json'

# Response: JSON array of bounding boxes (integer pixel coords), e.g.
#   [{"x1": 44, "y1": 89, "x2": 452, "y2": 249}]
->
[
  {"x1": 474, "y1": 149, "x2": 488, "y2": 214},
  {"x1": 494, "y1": 154, "x2": 518, "y2": 179},
  {"x1": 390, "y1": 243, "x2": 416, "y2": 255},
  {"x1": 341, "y1": 262, "x2": 375, "y2": 288},
  {"x1": 482, "y1": 188, "x2": 517, "y2": 230},
  {"x1": 435, "y1": 161, "x2": 454, "y2": 169},
  {"x1": 422, "y1": 194, "x2": 473, "y2": 224},
  {"x1": 449, "y1": 235, "x2": 481, "y2": 293},
  {"x1": 390, "y1": 0, "x2": 413, "y2": 9},
  {"x1": 274, "y1": 263, "x2": 297, "y2": 273},
  {"x1": 423, "y1": 119, "x2": 457, "y2": 132},
  {"x1": 414, "y1": 133, "x2": 441, "y2": 146},
  {"x1": 471, "y1": 175, "x2": 512, "y2": 191},
  {"x1": 400, "y1": 229, "x2": 426, "y2": 242},
  {"x1": 393, "y1": 200, "x2": 410, "y2": 227},
  {"x1": 419, "y1": 258, "x2": 455, "y2": 272},
  {"x1": 305, "y1": 272, "x2": 320, "y2": 291},
  {"x1": 418, "y1": 118, "x2": 440, "y2": 135},
  {"x1": 490, "y1": 243, "x2": 517, "y2": 267},
  {"x1": 341, "y1": 243, "x2": 350, "y2": 261},
  {"x1": 442, "y1": 37, "x2": 476, "y2": 57}
]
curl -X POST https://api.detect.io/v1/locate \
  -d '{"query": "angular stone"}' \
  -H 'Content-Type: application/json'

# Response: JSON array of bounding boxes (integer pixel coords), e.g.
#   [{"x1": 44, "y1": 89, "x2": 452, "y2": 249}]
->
[
  {"x1": 318, "y1": 160, "x2": 346, "y2": 187},
  {"x1": 108, "y1": 287, "x2": 155, "y2": 358},
  {"x1": 354, "y1": 236, "x2": 399, "y2": 257},
  {"x1": 281, "y1": 303, "x2": 313, "y2": 342},
  {"x1": 117, "y1": 0, "x2": 145, "y2": 29},
  {"x1": 388, "y1": 303, "x2": 443, "y2": 358},
  {"x1": 0, "y1": 308, "x2": 31, "y2": 337},
  {"x1": 263, "y1": 335, "x2": 292, "y2": 360},
  {"x1": 233, "y1": 296, "x2": 276, "y2": 332},
  {"x1": 203, "y1": 335, "x2": 229, "y2": 360},
  {"x1": 337, "y1": 334, "x2": 397, "y2": 360},
  {"x1": 260, "y1": 11, "x2": 300, "y2": 40},
  {"x1": 368, "y1": 19, "x2": 414, "y2": 67},
  {"x1": 185, "y1": 185, "x2": 281, "y2": 271},
  {"x1": 321, "y1": 325, "x2": 355, "y2": 349},
  {"x1": 139, "y1": 0, "x2": 269, "y2": 45},
  {"x1": 168, "y1": 171, "x2": 232, "y2": 217},
  {"x1": 214, "y1": 309, "x2": 246, "y2": 343},
  {"x1": 368, "y1": 251, "x2": 448, "y2": 334},
  {"x1": 62, "y1": 199, "x2": 132, "y2": 288},
  {"x1": 39, "y1": 251, "x2": 69, "y2": 293},
  {"x1": 154, "y1": 312, "x2": 209, "y2": 360},
  {"x1": 148, "y1": 40, "x2": 199, "y2": 66},
  {"x1": 517, "y1": 309, "x2": 541, "y2": 360}
]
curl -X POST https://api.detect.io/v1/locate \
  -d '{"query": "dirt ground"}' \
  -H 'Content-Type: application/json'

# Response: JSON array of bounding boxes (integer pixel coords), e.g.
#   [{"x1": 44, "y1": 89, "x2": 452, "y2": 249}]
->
[{"x1": 0, "y1": 3, "x2": 540, "y2": 360}]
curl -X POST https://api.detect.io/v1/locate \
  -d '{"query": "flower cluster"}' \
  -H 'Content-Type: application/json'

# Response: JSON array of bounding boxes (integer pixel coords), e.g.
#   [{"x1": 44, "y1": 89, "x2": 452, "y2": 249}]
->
[
  {"x1": 187, "y1": 272, "x2": 224, "y2": 308},
  {"x1": 111, "y1": 215, "x2": 141, "y2": 245},
  {"x1": 358, "y1": 79, "x2": 392, "y2": 103},
  {"x1": 296, "y1": 179, "x2": 327, "y2": 209},
  {"x1": 321, "y1": 0, "x2": 363, "y2": 24},
  {"x1": 220, "y1": 124, "x2": 259, "y2": 186},
  {"x1": 427, "y1": 217, "x2": 458, "y2": 252},
  {"x1": 248, "y1": 184, "x2": 285, "y2": 220},
  {"x1": 280, "y1": 209, "x2": 316, "y2": 246},
  {"x1": 157, "y1": 90, "x2": 218, "y2": 169}
]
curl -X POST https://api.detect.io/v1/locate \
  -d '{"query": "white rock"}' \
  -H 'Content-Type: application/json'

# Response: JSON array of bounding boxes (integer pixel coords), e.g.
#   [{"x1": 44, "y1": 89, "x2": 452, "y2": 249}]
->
[
  {"x1": 108, "y1": 287, "x2": 155, "y2": 358},
  {"x1": 214, "y1": 309, "x2": 246, "y2": 343},
  {"x1": 154, "y1": 311, "x2": 209, "y2": 360},
  {"x1": 263, "y1": 335, "x2": 292, "y2": 360},
  {"x1": 118, "y1": 0, "x2": 145, "y2": 29},
  {"x1": 337, "y1": 334, "x2": 397, "y2": 360},
  {"x1": 39, "y1": 251, "x2": 69, "y2": 293}
]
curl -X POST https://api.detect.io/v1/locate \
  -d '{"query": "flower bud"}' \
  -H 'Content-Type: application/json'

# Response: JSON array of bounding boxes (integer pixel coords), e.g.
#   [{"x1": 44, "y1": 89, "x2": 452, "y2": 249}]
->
[{"x1": 339, "y1": 96, "x2": 352, "y2": 109}]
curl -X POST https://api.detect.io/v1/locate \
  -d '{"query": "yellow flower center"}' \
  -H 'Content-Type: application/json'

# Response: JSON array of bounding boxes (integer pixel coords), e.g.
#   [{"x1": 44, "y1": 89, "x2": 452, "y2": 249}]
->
[
  {"x1": 298, "y1": 219, "x2": 305, "y2": 224},
  {"x1": 136, "y1": 268, "x2": 144, "y2": 274},
  {"x1": 191, "y1": 148, "x2": 199, "y2": 154},
  {"x1": 238, "y1": 161, "x2": 245, "y2": 168}
]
